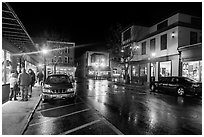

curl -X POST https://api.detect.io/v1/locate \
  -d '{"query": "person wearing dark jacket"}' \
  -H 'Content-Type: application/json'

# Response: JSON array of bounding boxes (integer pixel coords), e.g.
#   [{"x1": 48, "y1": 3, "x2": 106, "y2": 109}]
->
[
  {"x1": 28, "y1": 69, "x2": 36, "y2": 98},
  {"x1": 18, "y1": 68, "x2": 31, "y2": 101}
]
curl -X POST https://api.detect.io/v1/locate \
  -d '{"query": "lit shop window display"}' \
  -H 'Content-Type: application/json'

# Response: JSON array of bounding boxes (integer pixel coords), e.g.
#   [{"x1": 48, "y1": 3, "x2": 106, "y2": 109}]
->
[
  {"x1": 140, "y1": 64, "x2": 147, "y2": 76},
  {"x1": 2, "y1": 50, "x2": 12, "y2": 84},
  {"x1": 160, "y1": 61, "x2": 171, "y2": 77},
  {"x1": 132, "y1": 65, "x2": 139, "y2": 76},
  {"x1": 182, "y1": 61, "x2": 202, "y2": 82}
]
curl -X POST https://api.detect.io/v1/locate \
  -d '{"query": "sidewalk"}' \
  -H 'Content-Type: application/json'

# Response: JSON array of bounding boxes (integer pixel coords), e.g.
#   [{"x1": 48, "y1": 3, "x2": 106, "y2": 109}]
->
[{"x1": 2, "y1": 84, "x2": 42, "y2": 135}]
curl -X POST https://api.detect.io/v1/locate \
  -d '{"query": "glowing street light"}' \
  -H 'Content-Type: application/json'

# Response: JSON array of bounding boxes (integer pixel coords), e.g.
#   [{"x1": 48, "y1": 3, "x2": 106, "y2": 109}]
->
[
  {"x1": 151, "y1": 52, "x2": 156, "y2": 57},
  {"x1": 42, "y1": 48, "x2": 48, "y2": 55}
]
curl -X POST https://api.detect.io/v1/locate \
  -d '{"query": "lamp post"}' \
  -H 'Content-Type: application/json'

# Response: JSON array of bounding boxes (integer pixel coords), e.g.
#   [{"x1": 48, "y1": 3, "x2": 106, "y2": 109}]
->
[
  {"x1": 42, "y1": 48, "x2": 48, "y2": 82},
  {"x1": 150, "y1": 52, "x2": 156, "y2": 82}
]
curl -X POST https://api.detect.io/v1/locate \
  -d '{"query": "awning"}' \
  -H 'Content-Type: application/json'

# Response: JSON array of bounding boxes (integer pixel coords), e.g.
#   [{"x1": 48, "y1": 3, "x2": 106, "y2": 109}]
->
[{"x1": 2, "y1": 2, "x2": 39, "y2": 65}]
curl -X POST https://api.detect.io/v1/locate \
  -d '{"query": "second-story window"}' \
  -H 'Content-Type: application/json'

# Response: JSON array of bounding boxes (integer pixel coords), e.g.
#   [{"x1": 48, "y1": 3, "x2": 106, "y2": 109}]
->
[
  {"x1": 150, "y1": 38, "x2": 156, "y2": 52},
  {"x1": 160, "y1": 34, "x2": 167, "y2": 50},
  {"x1": 190, "y1": 31, "x2": 198, "y2": 45},
  {"x1": 141, "y1": 41, "x2": 146, "y2": 55},
  {"x1": 64, "y1": 56, "x2": 68, "y2": 63}
]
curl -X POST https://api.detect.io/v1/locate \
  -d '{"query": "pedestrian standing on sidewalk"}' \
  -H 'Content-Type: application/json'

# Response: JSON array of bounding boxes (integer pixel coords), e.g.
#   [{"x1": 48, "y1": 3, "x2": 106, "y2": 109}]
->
[
  {"x1": 9, "y1": 70, "x2": 18, "y2": 101},
  {"x1": 18, "y1": 68, "x2": 31, "y2": 101},
  {"x1": 28, "y1": 69, "x2": 36, "y2": 98},
  {"x1": 37, "y1": 71, "x2": 44, "y2": 86}
]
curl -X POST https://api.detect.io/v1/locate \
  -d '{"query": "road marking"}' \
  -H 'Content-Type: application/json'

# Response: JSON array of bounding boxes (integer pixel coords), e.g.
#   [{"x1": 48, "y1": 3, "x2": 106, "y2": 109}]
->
[
  {"x1": 100, "y1": 117, "x2": 124, "y2": 135},
  {"x1": 37, "y1": 102, "x2": 83, "y2": 113},
  {"x1": 77, "y1": 96, "x2": 124, "y2": 135},
  {"x1": 59, "y1": 119, "x2": 101, "y2": 135},
  {"x1": 29, "y1": 108, "x2": 90, "y2": 127}
]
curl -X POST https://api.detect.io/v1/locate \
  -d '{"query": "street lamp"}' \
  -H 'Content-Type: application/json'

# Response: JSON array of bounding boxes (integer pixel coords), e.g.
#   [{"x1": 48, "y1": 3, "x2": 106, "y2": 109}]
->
[{"x1": 150, "y1": 52, "x2": 156, "y2": 82}]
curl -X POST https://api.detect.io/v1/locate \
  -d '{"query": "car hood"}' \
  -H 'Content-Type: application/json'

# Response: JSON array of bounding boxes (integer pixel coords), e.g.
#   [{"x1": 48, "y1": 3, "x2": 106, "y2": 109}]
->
[{"x1": 44, "y1": 83, "x2": 73, "y2": 89}]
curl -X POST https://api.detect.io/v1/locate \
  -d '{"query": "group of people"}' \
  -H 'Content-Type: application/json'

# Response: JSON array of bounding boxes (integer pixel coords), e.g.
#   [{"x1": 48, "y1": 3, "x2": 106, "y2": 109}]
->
[{"x1": 9, "y1": 68, "x2": 44, "y2": 101}]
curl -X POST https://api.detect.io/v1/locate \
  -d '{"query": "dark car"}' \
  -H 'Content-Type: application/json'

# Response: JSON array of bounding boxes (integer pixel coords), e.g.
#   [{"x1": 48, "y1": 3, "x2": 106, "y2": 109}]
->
[
  {"x1": 42, "y1": 74, "x2": 76, "y2": 102},
  {"x1": 150, "y1": 76, "x2": 202, "y2": 96}
]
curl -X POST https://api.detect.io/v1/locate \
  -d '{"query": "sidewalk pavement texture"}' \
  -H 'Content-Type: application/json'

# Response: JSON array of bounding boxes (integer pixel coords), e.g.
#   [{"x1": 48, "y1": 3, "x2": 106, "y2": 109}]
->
[{"x1": 2, "y1": 84, "x2": 42, "y2": 135}]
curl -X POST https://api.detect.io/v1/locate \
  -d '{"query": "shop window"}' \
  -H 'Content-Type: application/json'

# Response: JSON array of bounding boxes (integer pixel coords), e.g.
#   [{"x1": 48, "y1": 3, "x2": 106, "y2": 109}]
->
[
  {"x1": 160, "y1": 34, "x2": 167, "y2": 50},
  {"x1": 2, "y1": 50, "x2": 12, "y2": 84},
  {"x1": 160, "y1": 61, "x2": 171, "y2": 77},
  {"x1": 132, "y1": 65, "x2": 139, "y2": 76},
  {"x1": 182, "y1": 61, "x2": 202, "y2": 82},
  {"x1": 140, "y1": 64, "x2": 147, "y2": 76}
]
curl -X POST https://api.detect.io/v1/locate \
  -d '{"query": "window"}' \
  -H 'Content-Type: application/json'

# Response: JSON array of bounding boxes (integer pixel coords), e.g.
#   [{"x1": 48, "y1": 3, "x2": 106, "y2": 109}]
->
[
  {"x1": 157, "y1": 20, "x2": 168, "y2": 30},
  {"x1": 140, "y1": 64, "x2": 147, "y2": 76},
  {"x1": 141, "y1": 42, "x2": 146, "y2": 55},
  {"x1": 65, "y1": 56, "x2": 68, "y2": 63},
  {"x1": 123, "y1": 28, "x2": 131, "y2": 41},
  {"x1": 160, "y1": 34, "x2": 167, "y2": 50},
  {"x1": 68, "y1": 57, "x2": 70, "y2": 63},
  {"x1": 132, "y1": 65, "x2": 139, "y2": 76},
  {"x1": 65, "y1": 47, "x2": 68, "y2": 53},
  {"x1": 150, "y1": 38, "x2": 156, "y2": 52},
  {"x1": 182, "y1": 61, "x2": 202, "y2": 82},
  {"x1": 59, "y1": 56, "x2": 62, "y2": 63},
  {"x1": 68, "y1": 48, "x2": 70, "y2": 53},
  {"x1": 190, "y1": 31, "x2": 198, "y2": 45},
  {"x1": 160, "y1": 61, "x2": 171, "y2": 77}
]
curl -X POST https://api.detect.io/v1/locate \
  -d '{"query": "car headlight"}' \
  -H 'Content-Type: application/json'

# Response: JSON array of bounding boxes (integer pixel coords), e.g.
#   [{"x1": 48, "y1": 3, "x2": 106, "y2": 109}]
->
[
  {"x1": 44, "y1": 84, "x2": 51, "y2": 88},
  {"x1": 67, "y1": 88, "x2": 74, "y2": 92},
  {"x1": 43, "y1": 88, "x2": 51, "y2": 93}
]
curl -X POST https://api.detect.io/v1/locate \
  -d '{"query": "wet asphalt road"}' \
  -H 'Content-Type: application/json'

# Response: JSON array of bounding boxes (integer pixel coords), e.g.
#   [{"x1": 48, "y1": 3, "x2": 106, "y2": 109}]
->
[{"x1": 24, "y1": 79, "x2": 202, "y2": 135}]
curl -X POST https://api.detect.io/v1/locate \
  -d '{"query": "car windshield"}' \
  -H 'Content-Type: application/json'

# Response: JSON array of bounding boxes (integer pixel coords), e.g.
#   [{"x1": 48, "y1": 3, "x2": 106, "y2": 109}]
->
[
  {"x1": 184, "y1": 77, "x2": 198, "y2": 83},
  {"x1": 46, "y1": 75, "x2": 70, "y2": 84}
]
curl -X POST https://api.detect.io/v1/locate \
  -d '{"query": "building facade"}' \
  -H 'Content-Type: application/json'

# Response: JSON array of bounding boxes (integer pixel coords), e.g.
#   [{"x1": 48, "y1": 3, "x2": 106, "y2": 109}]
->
[
  {"x1": 44, "y1": 41, "x2": 76, "y2": 77},
  {"x1": 76, "y1": 51, "x2": 111, "y2": 79},
  {"x1": 121, "y1": 13, "x2": 202, "y2": 84}
]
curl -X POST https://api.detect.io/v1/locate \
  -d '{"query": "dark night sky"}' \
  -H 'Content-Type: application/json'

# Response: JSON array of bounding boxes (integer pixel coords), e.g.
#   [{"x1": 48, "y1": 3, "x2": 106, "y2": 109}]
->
[{"x1": 8, "y1": 2, "x2": 202, "y2": 57}]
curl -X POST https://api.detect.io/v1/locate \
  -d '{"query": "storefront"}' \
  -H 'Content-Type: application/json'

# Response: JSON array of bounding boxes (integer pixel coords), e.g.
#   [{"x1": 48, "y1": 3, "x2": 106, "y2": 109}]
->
[
  {"x1": 2, "y1": 49, "x2": 12, "y2": 84},
  {"x1": 178, "y1": 43, "x2": 202, "y2": 82}
]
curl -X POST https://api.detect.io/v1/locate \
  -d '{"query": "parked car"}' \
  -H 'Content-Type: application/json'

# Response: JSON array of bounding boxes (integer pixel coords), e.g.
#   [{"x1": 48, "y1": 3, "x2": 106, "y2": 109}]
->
[
  {"x1": 42, "y1": 74, "x2": 76, "y2": 102},
  {"x1": 150, "y1": 76, "x2": 202, "y2": 96}
]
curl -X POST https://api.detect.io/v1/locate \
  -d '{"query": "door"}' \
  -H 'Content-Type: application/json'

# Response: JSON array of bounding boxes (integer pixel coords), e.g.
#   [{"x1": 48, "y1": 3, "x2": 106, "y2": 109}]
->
[{"x1": 168, "y1": 77, "x2": 179, "y2": 93}]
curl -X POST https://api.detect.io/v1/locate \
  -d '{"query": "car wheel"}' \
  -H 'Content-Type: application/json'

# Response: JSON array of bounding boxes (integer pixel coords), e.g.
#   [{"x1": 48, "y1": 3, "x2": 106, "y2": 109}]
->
[
  {"x1": 177, "y1": 87, "x2": 185, "y2": 96},
  {"x1": 150, "y1": 84, "x2": 156, "y2": 92}
]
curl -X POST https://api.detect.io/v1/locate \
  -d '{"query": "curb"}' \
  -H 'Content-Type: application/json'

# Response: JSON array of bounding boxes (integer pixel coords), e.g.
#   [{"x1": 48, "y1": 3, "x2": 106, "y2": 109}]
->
[{"x1": 20, "y1": 94, "x2": 42, "y2": 135}]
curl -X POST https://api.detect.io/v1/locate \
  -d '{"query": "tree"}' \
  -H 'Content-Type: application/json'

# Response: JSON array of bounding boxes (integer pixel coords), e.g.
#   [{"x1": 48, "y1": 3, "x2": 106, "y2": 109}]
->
[{"x1": 106, "y1": 23, "x2": 140, "y2": 84}]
